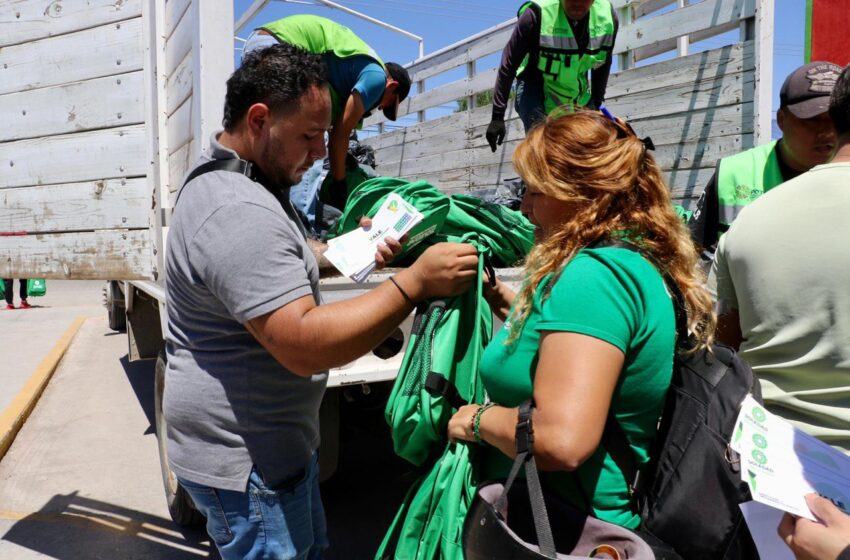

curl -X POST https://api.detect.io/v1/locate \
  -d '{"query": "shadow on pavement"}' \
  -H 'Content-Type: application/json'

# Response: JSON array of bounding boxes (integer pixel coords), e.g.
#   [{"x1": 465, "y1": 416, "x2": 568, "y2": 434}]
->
[
  {"x1": 119, "y1": 355, "x2": 157, "y2": 436},
  {"x1": 1, "y1": 491, "x2": 220, "y2": 559}
]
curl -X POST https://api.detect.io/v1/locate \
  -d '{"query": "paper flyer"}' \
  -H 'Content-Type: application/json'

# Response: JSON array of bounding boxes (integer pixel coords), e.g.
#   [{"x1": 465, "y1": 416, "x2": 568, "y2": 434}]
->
[
  {"x1": 734, "y1": 395, "x2": 850, "y2": 522},
  {"x1": 324, "y1": 193, "x2": 423, "y2": 282}
]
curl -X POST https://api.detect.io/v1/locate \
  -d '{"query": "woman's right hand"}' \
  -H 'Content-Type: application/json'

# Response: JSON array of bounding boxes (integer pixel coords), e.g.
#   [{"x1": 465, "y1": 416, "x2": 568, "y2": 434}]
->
[
  {"x1": 401, "y1": 242, "x2": 479, "y2": 301},
  {"x1": 482, "y1": 269, "x2": 515, "y2": 320}
]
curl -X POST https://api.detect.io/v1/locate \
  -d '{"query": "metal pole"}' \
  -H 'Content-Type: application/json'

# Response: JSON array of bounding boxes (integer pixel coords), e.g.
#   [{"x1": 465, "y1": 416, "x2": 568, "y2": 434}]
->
[
  {"x1": 311, "y1": 0, "x2": 425, "y2": 56},
  {"x1": 236, "y1": 0, "x2": 425, "y2": 62},
  {"x1": 235, "y1": 0, "x2": 270, "y2": 35}
]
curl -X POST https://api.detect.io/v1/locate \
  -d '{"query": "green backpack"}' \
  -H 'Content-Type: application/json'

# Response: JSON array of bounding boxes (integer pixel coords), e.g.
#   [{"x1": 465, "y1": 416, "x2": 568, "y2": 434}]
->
[
  {"x1": 377, "y1": 236, "x2": 492, "y2": 560},
  {"x1": 442, "y1": 194, "x2": 535, "y2": 267}
]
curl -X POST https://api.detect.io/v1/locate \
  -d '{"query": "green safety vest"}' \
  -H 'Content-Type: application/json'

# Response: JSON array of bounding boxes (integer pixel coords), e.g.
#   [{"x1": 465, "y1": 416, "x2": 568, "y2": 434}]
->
[
  {"x1": 716, "y1": 140, "x2": 784, "y2": 234},
  {"x1": 261, "y1": 15, "x2": 386, "y2": 125},
  {"x1": 517, "y1": 0, "x2": 615, "y2": 113}
]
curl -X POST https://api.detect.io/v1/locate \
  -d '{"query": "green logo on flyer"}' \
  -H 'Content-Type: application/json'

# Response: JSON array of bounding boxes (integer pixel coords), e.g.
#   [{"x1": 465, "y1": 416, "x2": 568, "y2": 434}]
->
[
  {"x1": 388, "y1": 200, "x2": 399, "y2": 212},
  {"x1": 752, "y1": 434, "x2": 767, "y2": 449},
  {"x1": 752, "y1": 407, "x2": 766, "y2": 423},
  {"x1": 752, "y1": 450, "x2": 767, "y2": 465}
]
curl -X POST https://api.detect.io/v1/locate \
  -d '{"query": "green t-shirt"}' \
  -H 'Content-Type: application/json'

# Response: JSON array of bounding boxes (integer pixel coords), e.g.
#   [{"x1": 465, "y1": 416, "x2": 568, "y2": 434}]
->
[{"x1": 479, "y1": 247, "x2": 675, "y2": 528}]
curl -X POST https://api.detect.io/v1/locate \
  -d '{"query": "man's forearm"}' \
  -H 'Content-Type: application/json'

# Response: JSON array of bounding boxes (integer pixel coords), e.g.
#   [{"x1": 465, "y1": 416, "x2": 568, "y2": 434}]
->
[{"x1": 281, "y1": 272, "x2": 420, "y2": 375}]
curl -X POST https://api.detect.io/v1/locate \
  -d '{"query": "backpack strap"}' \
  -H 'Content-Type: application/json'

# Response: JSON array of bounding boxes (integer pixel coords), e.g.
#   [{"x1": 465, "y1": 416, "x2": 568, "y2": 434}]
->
[
  {"x1": 424, "y1": 372, "x2": 468, "y2": 409},
  {"x1": 176, "y1": 158, "x2": 256, "y2": 206},
  {"x1": 586, "y1": 238, "x2": 689, "y2": 504},
  {"x1": 176, "y1": 157, "x2": 309, "y2": 240}
]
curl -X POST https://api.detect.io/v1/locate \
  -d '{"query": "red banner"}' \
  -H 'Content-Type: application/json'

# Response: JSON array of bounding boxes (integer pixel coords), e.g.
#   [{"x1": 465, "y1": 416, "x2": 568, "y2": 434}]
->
[{"x1": 807, "y1": 0, "x2": 850, "y2": 66}]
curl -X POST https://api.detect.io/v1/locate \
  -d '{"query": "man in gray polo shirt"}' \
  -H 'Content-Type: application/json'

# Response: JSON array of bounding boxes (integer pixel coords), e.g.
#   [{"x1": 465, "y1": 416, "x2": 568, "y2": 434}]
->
[{"x1": 164, "y1": 44, "x2": 479, "y2": 560}]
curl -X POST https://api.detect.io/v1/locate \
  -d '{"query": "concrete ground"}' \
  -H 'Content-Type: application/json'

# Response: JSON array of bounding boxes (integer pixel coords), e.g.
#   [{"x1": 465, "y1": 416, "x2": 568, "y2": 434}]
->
[
  {"x1": 0, "y1": 280, "x2": 215, "y2": 559},
  {"x1": 0, "y1": 280, "x2": 415, "y2": 559}
]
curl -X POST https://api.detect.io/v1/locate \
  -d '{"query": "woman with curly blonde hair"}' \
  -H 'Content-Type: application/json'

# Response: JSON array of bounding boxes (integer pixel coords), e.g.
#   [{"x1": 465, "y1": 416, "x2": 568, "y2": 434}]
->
[{"x1": 448, "y1": 110, "x2": 715, "y2": 529}]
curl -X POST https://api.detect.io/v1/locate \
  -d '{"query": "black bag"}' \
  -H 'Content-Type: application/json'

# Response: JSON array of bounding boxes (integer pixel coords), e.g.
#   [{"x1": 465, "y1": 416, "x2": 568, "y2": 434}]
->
[
  {"x1": 594, "y1": 240, "x2": 762, "y2": 559},
  {"x1": 463, "y1": 401, "x2": 657, "y2": 560}
]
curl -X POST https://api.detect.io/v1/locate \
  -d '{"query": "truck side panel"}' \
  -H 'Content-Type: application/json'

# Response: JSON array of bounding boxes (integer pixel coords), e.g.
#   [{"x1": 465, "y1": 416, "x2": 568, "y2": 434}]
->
[{"x1": 0, "y1": 1, "x2": 152, "y2": 280}]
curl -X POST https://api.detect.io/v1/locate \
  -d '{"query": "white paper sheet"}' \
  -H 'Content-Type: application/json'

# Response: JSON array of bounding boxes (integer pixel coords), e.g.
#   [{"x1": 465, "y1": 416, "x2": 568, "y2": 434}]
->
[{"x1": 324, "y1": 193, "x2": 424, "y2": 282}]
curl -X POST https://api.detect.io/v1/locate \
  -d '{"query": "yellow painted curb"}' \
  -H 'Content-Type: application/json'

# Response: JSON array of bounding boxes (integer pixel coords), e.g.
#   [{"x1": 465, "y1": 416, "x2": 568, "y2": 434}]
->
[{"x1": 0, "y1": 316, "x2": 87, "y2": 461}]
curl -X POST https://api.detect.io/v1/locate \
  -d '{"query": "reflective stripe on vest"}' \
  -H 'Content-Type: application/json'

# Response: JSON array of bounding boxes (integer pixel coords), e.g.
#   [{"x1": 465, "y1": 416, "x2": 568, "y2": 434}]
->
[
  {"x1": 517, "y1": 0, "x2": 615, "y2": 113},
  {"x1": 716, "y1": 141, "x2": 784, "y2": 235},
  {"x1": 261, "y1": 14, "x2": 385, "y2": 126}
]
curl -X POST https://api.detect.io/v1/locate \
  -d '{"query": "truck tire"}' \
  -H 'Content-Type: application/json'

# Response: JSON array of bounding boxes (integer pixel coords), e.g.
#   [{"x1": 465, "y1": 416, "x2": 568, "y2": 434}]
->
[
  {"x1": 105, "y1": 281, "x2": 126, "y2": 332},
  {"x1": 154, "y1": 351, "x2": 204, "y2": 527}
]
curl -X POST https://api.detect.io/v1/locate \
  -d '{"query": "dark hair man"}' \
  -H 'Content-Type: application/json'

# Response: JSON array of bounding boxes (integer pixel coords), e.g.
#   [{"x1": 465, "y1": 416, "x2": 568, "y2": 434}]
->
[
  {"x1": 710, "y1": 64, "x2": 850, "y2": 456},
  {"x1": 689, "y1": 61, "x2": 842, "y2": 254},
  {"x1": 243, "y1": 15, "x2": 411, "y2": 212},
  {"x1": 485, "y1": 0, "x2": 619, "y2": 151},
  {"x1": 164, "y1": 43, "x2": 477, "y2": 559}
]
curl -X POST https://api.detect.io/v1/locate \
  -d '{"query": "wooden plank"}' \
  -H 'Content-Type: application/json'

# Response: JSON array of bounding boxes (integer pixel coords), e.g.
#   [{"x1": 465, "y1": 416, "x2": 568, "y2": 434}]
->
[
  {"x1": 165, "y1": 3, "x2": 192, "y2": 77},
  {"x1": 652, "y1": 134, "x2": 750, "y2": 171},
  {"x1": 605, "y1": 69, "x2": 753, "y2": 121},
  {"x1": 166, "y1": 51, "x2": 193, "y2": 117},
  {"x1": 469, "y1": 163, "x2": 520, "y2": 190},
  {"x1": 607, "y1": 42, "x2": 753, "y2": 99},
  {"x1": 376, "y1": 148, "x2": 470, "y2": 179},
  {"x1": 632, "y1": 20, "x2": 742, "y2": 62},
  {"x1": 614, "y1": 0, "x2": 755, "y2": 55},
  {"x1": 0, "y1": 125, "x2": 146, "y2": 189},
  {"x1": 409, "y1": 25, "x2": 514, "y2": 83},
  {"x1": 167, "y1": 95, "x2": 193, "y2": 157},
  {"x1": 364, "y1": 111, "x2": 470, "y2": 151},
  {"x1": 367, "y1": 68, "x2": 498, "y2": 127},
  {"x1": 0, "y1": 71, "x2": 144, "y2": 142},
  {"x1": 165, "y1": 0, "x2": 192, "y2": 39},
  {"x1": 0, "y1": 0, "x2": 141, "y2": 47},
  {"x1": 667, "y1": 167, "x2": 715, "y2": 199},
  {"x1": 191, "y1": 0, "x2": 233, "y2": 158},
  {"x1": 0, "y1": 17, "x2": 143, "y2": 96},
  {"x1": 373, "y1": 127, "x2": 469, "y2": 169},
  {"x1": 627, "y1": 103, "x2": 753, "y2": 146},
  {"x1": 168, "y1": 139, "x2": 195, "y2": 197},
  {"x1": 0, "y1": 230, "x2": 152, "y2": 280},
  {"x1": 0, "y1": 179, "x2": 149, "y2": 233}
]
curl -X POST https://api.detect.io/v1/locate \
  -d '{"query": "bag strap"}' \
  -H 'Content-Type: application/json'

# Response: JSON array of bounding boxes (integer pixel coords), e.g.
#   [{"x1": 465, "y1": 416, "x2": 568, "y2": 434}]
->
[
  {"x1": 177, "y1": 158, "x2": 255, "y2": 206},
  {"x1": 177, "y1": 157, "x2": 310, "y2": 241},
  {"x1": 495, "y1": 400, "x2": 558, "y2": 559}
]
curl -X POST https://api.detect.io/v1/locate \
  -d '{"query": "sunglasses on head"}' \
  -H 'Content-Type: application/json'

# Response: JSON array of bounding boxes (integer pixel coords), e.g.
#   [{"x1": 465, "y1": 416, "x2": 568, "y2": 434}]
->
[{"x1": 599, "y1": 106, "x2": 655, "y2": 150}]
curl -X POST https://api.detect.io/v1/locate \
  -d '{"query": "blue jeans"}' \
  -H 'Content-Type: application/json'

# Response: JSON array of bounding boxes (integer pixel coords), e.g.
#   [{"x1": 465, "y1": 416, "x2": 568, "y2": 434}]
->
[
  {"x1": 179, "y1": 455, "x2": 328, "y2": 560},
  {"x1": 515, "y1": 78, "x2": 546, "y2": 133}
]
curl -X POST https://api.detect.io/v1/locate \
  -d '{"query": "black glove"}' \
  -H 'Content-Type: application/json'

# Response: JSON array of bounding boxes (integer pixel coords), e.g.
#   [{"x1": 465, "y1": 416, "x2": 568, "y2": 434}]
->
[{"x1": 485, "y1": 118, "x2": 506, "y2": 153}]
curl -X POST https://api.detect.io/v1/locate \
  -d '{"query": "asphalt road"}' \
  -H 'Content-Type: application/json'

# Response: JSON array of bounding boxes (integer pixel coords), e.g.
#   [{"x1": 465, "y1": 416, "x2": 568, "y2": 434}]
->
[{"x1": 0, "y1": 281, "x2": 416, "y2": 559}]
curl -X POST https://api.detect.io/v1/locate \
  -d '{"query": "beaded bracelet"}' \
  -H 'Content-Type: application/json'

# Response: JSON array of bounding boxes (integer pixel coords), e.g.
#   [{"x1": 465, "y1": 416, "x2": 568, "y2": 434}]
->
[{"x1": 472, "y1": 403, "x2": 496, "y2": 445}]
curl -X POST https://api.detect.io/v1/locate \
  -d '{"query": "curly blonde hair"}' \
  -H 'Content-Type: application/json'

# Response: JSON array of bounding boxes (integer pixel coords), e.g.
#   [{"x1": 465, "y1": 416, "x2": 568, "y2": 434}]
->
[{"x1": 509, "y1": 110, "x2": 715, "y2": 350}]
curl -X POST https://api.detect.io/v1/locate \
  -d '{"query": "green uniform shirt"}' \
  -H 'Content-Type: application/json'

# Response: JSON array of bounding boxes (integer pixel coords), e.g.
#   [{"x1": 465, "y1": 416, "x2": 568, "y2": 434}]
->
[{"x1": 479, "y1": 247, "x2": 675, "y2": 528}]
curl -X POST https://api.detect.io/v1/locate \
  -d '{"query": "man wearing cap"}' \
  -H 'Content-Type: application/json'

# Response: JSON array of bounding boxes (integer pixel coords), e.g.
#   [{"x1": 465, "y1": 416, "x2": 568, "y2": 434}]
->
[
  {"x1": 688, "y1": 61, "x2": 841, "y2": 253},
  {"x1": 485, "y1": 0, "x2": 618, "y2": 151},
  {"x1": 710, "y1": 63, "x2": 850, "y2": 453},
  {"x1": 243, "y1": 14, "x2": 411, "y2": 213}
]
